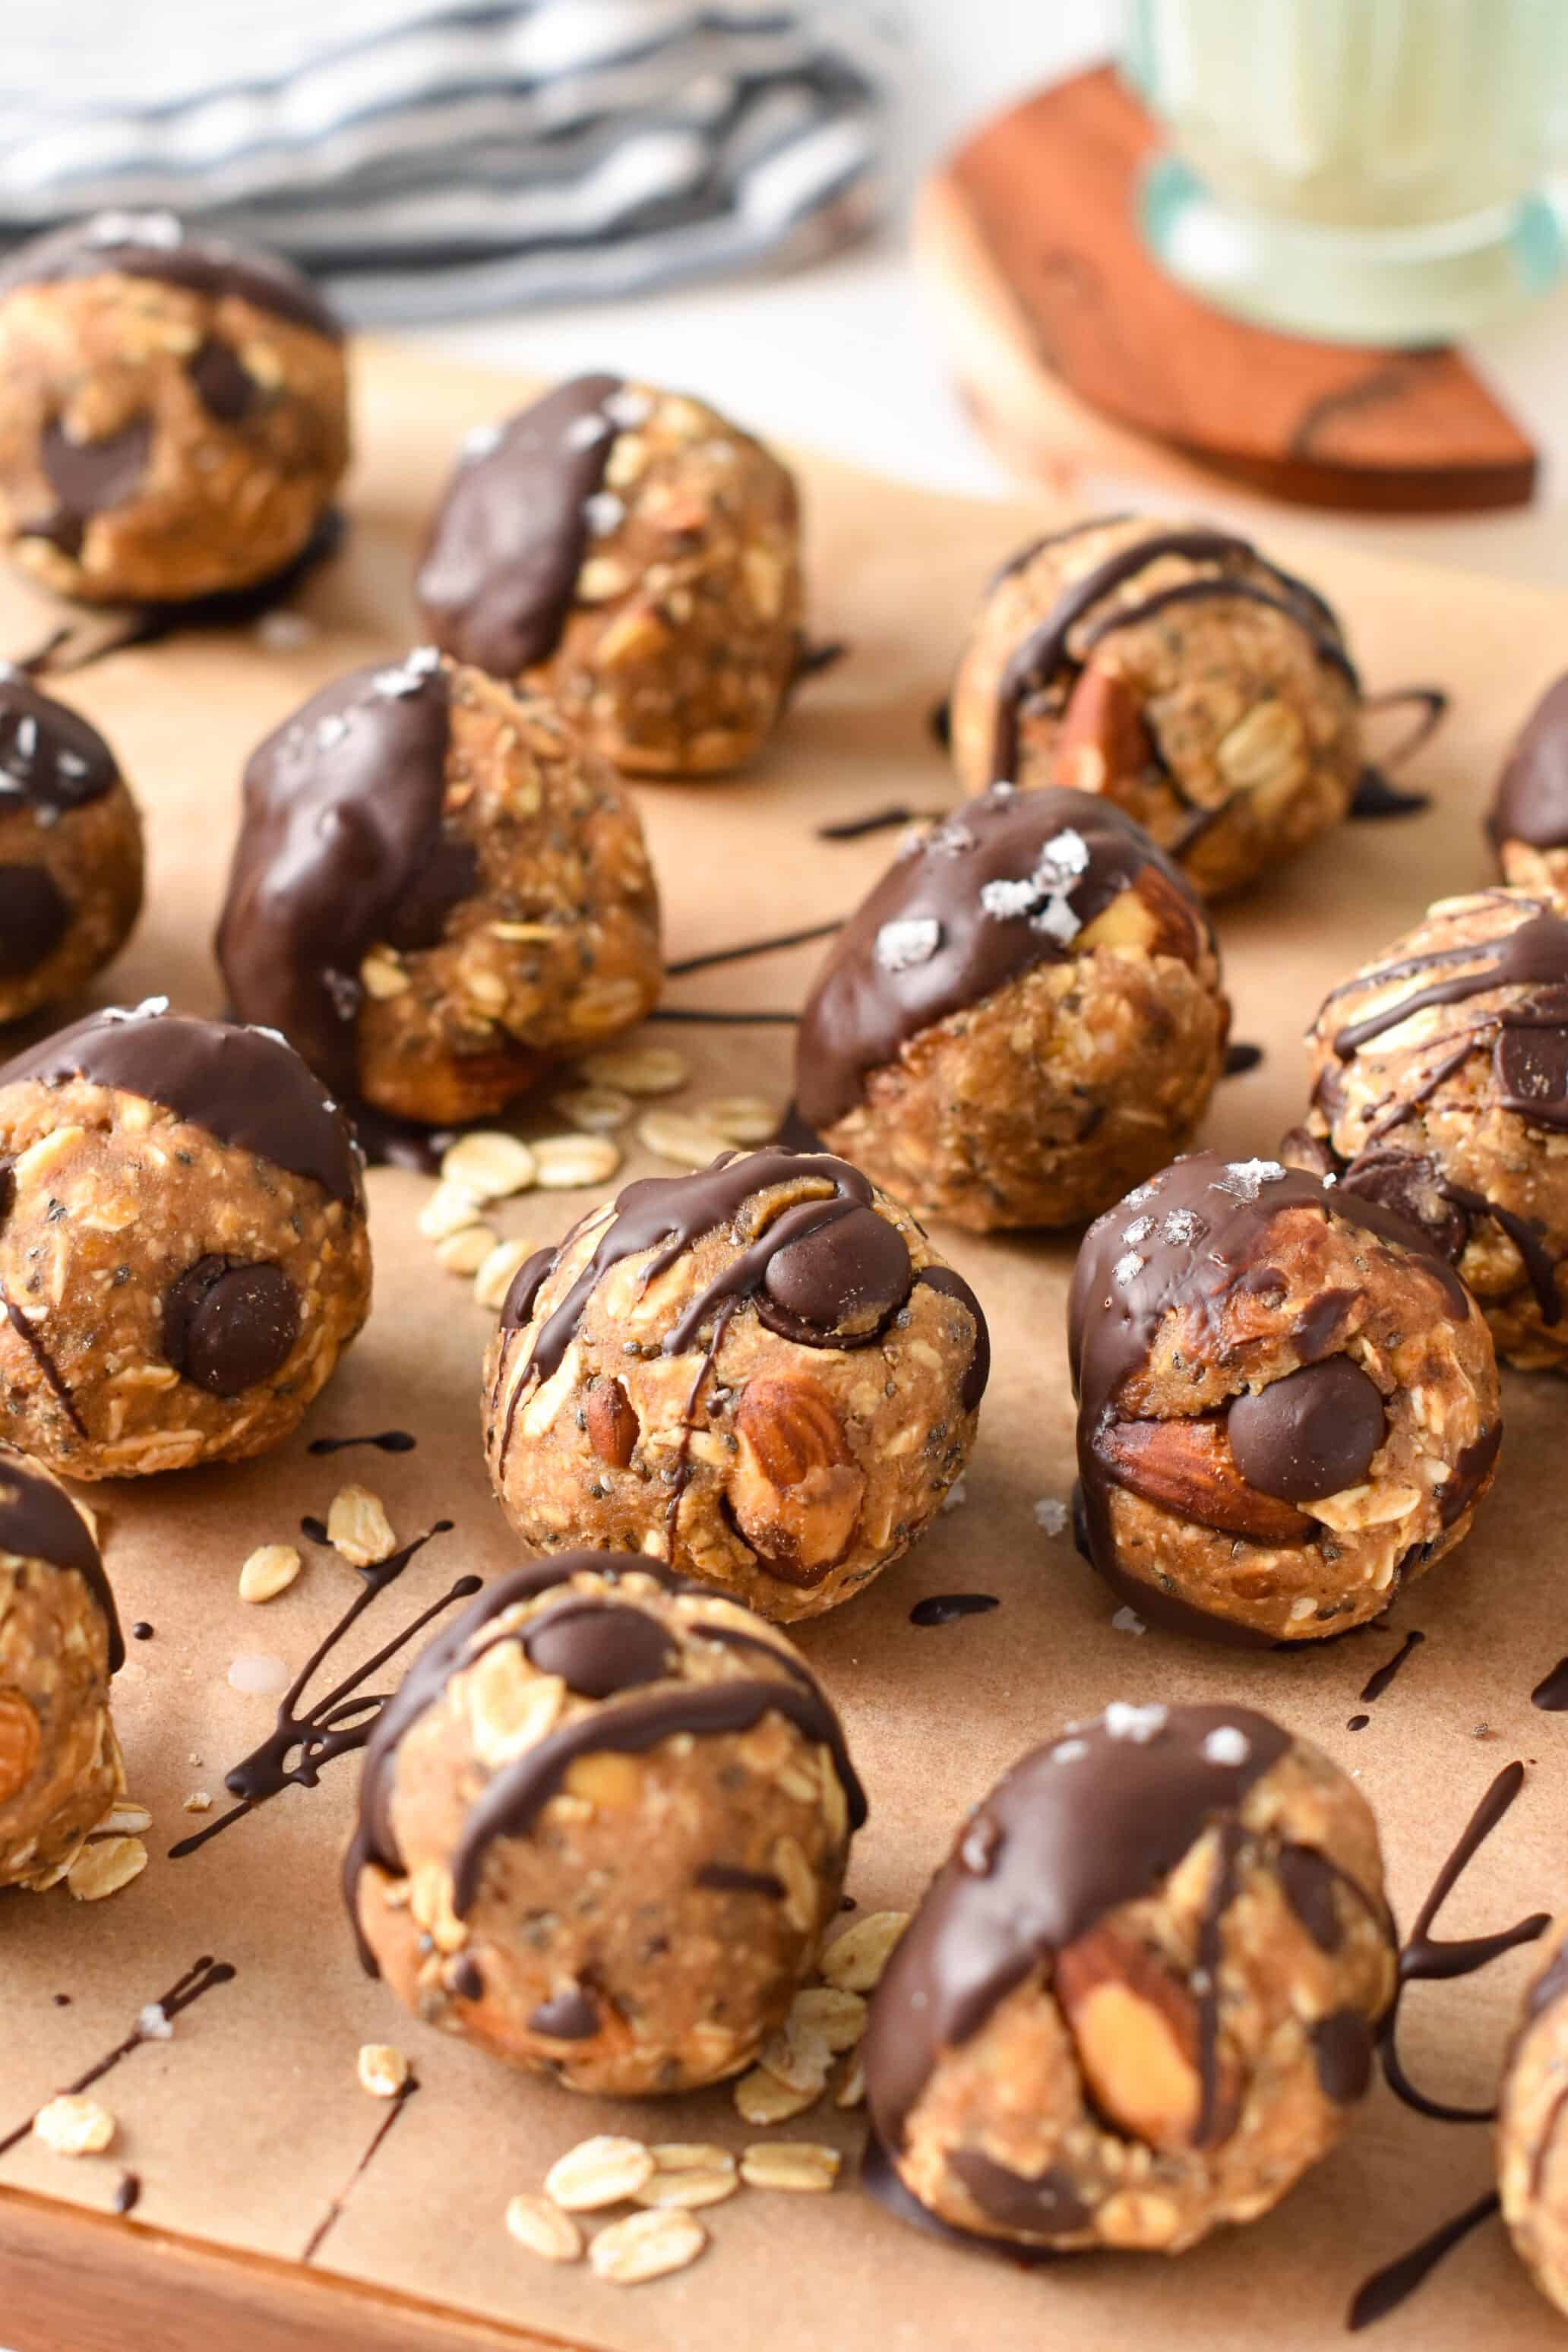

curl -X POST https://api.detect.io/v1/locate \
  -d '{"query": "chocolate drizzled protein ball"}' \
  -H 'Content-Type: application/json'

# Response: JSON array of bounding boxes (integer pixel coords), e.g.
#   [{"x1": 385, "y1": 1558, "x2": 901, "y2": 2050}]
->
[
  {"x1": 795, "y1": 784, "x2": 1228, "y2": 1231},
  {"x1": 217, "y1": 648, "x2": 660, "y2": 1128},
  {"x1": 0, "y1": 1447, "x2": 125, "y2": 1890},
  {"x1": 346, "y1": 1551, "x2": 865, "y2": 2096},
  {"x1": 1068, "y1": 1152, "x2": 1499, "y2": 1644},
  {"x1": 483, "y1": 1146, "x2": 987, "y2": 1622},
  {"x1": 1498, "y1": 1920, "x2": 1568, "y2": 2318},
  {"x1": 0, "y1": 210, "x2": 348, "y2": 604},
  {"x1": 0, "y1": 1002, "x2": 370, "y2": 1477},
  {"x1": 1288, "y1": 890, "x2": 1568, "y2": 1373},
  {"x1": 1489, "y1": 674, "x2": 1568, "y2": 895},
  {"x1": 947, "y1": 517, "x2": 1361, "y2": 899},
  {"x1": 417, "y1": 373, "x2": 804, "y2": 776},
  {"x1": 0, "y1": 668, "x2": 142, "y2": 1020},
  {"x1": 862, "y1": 1702, "x2": 1396, "y2": 2256}
]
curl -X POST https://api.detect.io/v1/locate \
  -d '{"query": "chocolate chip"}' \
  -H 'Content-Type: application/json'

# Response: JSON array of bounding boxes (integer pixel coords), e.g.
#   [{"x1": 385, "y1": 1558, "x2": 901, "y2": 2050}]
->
[
  {"x1": 758, "y1": 1203, "x2": 912, "y2": 1341},
  {"x1": 162, "y1": 1256, "x2": 300, "y2": 1396},
  {"x1": 523, "y1": 1601, "x2": 675, "y2": 1699},
  {"x1": 187, "y1": 337, "x2": 255, "y2": 423},
  {"x1": 40, "y1": 414, "x2": 152, "y2": 532},
  {"x1": 1226, "y1": 1358, "x2": 1386, "y2": 1504},
  {"x1": 0, "y1": 865, "x2": 69, "y2": 977},
  {"x1": 527, "y1": 1985, "x2": 599, "y2": 2040}
]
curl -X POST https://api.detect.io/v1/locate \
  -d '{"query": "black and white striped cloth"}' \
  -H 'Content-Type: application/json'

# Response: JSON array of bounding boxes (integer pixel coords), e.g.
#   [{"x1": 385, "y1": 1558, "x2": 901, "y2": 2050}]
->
[{"x1": 0, "y1": 2, "x2": 898, "y2": 324}]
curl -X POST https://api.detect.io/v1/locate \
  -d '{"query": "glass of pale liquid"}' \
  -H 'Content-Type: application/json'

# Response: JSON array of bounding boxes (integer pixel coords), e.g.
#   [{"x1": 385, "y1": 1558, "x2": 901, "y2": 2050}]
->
[{"x1": 1124, "y1": 0, "x2": 1568, "y2": 343}]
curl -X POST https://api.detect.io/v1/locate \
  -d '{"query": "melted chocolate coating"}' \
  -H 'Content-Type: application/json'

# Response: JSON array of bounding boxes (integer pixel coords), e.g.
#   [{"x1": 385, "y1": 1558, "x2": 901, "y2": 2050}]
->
[
  {"x1": 523, "y1": 1601, "x2": 675, "y2": 1698},
  {"x1": 795, "y1": 784, "x2": 1210, "y2": 1132},
  {"x1": 1311, "y1": 2009, "x2": 1376, "y2": 2103},
  {"x1": 861, "y1": 1705, "x2": 1292, "y2": 2182},
  {"x1": 345, "y1": 1552, "x2": 865, "y2": 1971},
  {"x1": 1068, "y1": 1153, "x2": 1469, "y2": 1611},
  {"x1": 0, "y1": 1006, "x2": 360, "y2": 1208},
  {"x1": 0, "y1": 213, "x2": 341, "y2": 340},
  {"x1": 0, "y1": 669, "x2": 118, "y2": 813},
  {"x1": 215, "y1": 655, "x2": 469, "y2": 1095},
  {"x1": 0, "y1": 865, "x2": 68, "y2": 975},
  {"x1": 0, "y1": 1444, "x2": 121, "y2": 1671},
  {"x1": 1491, "y1": 673, "x2": 1568, "y2": 851},
  {"x1": 1226, "y1": 1358, "x2": 1386, "y2": 1503},
  {"x1": 1332, "y1": 909, "x2": 1568, "y2": 1078},
  {"x1": 161, "y1": 1257, "x2": 300, "y2": 1396},
  {"x1": 416, "y1": 373, "x2": 623, "y2": 677}
]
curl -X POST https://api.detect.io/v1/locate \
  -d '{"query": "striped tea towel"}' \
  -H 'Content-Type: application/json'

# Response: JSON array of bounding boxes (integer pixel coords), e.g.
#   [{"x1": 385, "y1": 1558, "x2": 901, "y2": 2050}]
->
[{"x1": 0, "y1": 2, "x2": 898, "y2": 324}]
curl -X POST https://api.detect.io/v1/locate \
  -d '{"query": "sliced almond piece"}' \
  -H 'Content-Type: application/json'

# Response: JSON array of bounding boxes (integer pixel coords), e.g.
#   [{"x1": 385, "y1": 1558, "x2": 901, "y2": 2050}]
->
[
  {"x1": 545, "y1": 2134, "x2": 655, "y2": 2211},
  {"x1": 1054, "y1": 1923, "x2": 1233, "y2": 2150},
  {"x1": 1051, "y1": 666, "x2": 1155, "y2": 798},
  {"x1": 1093, "y1": 1418, "x2": 1314, "y2": 1544}
]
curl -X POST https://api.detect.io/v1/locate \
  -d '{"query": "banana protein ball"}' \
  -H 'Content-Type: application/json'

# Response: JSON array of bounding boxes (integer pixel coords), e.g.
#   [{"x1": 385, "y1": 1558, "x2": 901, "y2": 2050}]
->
[
  {"x1": 794, "y1": 783, "x2": 1228, "y2": 1231},
  {"x1": 1069, "y1": 1152, "x2": 1499, "y2": 1644},
  {"x1": 217, "y1": 647, "x2": 660, "y2": 1129},
  {"x1": 346, "y1": 1551, "x2": 865, "y2": 2095},
  {"x1": 484, "y1": 1145, "x2": 988, "y2": 1622},
  {"x1": 0, "y1": 1001, "x2": 370, "y2": 1477},
  {"x1": 862, "y1": 1702, "x2": 1396, "y2": 2256},
  {"x1": 0, "y1": 666, "x2": 142, "y2": 1021},
  {"x1": 1488, "y1": 673, "x2": 1568, "y2": 895},
  {"x1": 0, "y1": 1446, "x2": 125, "y2": 1891},
  {"x1": 417, "y1": 373, "x2": 804, "y2": 776},
  {"x1": 1499, "y1": 1920, "x2": 1568, "y2": 2319},
  {"x1": 947, "y1": 517, "x2": 1361, "y2": 899},
  {"x1": 1288, "y1": 891, "x2": 1568, "y2": 1372},
  {"x1": 0, "y1": 210, "x2": 348, "y2": 605}
]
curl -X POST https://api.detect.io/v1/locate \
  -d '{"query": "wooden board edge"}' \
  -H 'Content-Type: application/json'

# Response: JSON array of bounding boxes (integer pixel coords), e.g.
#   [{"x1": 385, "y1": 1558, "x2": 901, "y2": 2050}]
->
[{"x1": 0, "y1": 2183, "x2": 602, "y2": 2352}]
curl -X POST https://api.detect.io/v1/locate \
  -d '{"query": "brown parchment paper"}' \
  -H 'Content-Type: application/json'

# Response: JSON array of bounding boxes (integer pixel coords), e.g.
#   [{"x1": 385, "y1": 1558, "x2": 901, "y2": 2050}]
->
[{"x1": 2, "y1": 343, "x2": 1567, "y2": 2352}]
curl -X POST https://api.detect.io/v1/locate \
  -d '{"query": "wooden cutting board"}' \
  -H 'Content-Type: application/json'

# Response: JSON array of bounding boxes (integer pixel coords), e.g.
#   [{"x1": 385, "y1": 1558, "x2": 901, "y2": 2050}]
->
[{"x1": 2, "y1": 341, "x2": 1568, "y2": 2352}]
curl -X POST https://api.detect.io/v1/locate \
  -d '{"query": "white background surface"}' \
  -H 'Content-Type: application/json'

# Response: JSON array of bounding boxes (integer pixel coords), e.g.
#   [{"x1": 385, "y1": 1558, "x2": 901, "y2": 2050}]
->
[{"x1": 413, "y1": 0, "x2": 1568, "y2": 587}]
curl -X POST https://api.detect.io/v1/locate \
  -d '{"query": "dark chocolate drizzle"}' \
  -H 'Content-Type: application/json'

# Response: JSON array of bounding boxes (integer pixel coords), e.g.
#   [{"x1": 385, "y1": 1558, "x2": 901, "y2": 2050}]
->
[
  {"x1": 665, "y1": 919, "x2": 842, "y2": 978},
  {"x1": 0, "y1": 1955, "x2": 236, "y2": 2159},
  {"x1": 1359, "y1": 1627, "x2": 1425, "y2": 1704},
  {"x1": 215, "y1": 653, "x2": 470, "y2": 1096},
  {"x1": 112, "y1": 2170, "x2": 141, "y2": 2215},
  {"x1": 1530, "y1": 1656, "x2": 1568, "y2": 1709},
  {"x1": 0, "y1": 213, "x2": 341, "y2": 340},
  {"x1": 696, "y1": 1861, "x2": 786, "y2": 1898},
  {"x1": 417, "y1": 373, "x2": 624, "y2": 676},
  {"x1": 0, "y1": 1004, "x2": 361, "y2": 1208},
  {"x1": 300, "y1": 2072, "x2": 419, "y2": 2264},
  {"x1": 344, "y1": 1552, "x2": 865, "y2": 1971},
  {"x1": 0, "y1": 1445, "x2": 122, "y2": 1671},
  {"x1": 795, "y1": 783, "x2": 1212, "y2": 1132},
  {"x1": 307, "y1": 1430, "x2": 416, "y2": 1457},
  {"x1": 1347, "y1": 2190, "x2": 1499, "y2": 2330},
  {"x1": 817, "y1": 805, "x2": 949, "y2": 842},
  {"x1": 1491, "y1": 672, "x2": 1568, "y2": 851},
  {"x1": 169, "y1": 1525, "x2": 473, "y2": 1860},
  {"x1": 1224, "y1": 1041, "x2": 1263, "y2": 1076},
  {"x1": 0, "y1": 667, "x2": 119, "y2": 813},
  {"x1": 909, "y1": 1593, "x2": 1000, "y2": 1626}
]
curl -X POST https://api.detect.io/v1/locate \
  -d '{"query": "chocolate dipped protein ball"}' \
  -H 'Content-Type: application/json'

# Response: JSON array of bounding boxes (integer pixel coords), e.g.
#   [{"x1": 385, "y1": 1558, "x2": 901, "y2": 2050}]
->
[
  {"x1": 0, "y1": 1001, "x2": 370, "y2": 1477},
  {"x1": 346, "y1": 1551, "x2": 865, "y2": 2095},
  {"x1": 1499, "y1": 1921, "x2": 1568, "y2": 2317},
  {"x1": 1068, "y1": 1152, "x2": 1500, "y2": 1644},
  {"x1": 0, "y1": 210, "x2": 348, "y2": 605},
  {"x1": 0, "y1": 667, "x2": 142, "y2": 1020},
  {"x1": 862, "y1": 1702, "x2": 1396, "y2": 2256},
  {"x1": 217, "y1": 648, "x2": 660, "y2": 1128},
  {"x1": 1489, "y1": 674, "x2": 1568, "y2": 895},
  {"x1": 0, "y1": 1447, "x2": 125, "y2": 1890},
  {"x1": 483, "y1": 1146, "x2": 987, "y2": 1621},
  {"x1": 417, "y1": 373, "x2": 804, "y2": 776},
  {"x1": 795, "y1": 784, "x2": 1228, "y2": 1231},
  {"x1": 1289, "y1": 890, "x2": 1568, "y2": 1372},
  {"x1": 947, "y1": 517, "x2": 1361, "y2": 899}
]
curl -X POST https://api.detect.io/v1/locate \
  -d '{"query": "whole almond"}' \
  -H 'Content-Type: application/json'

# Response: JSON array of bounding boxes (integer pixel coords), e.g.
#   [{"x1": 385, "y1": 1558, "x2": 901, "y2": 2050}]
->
[{"x1": 585, "y1": 1378, "x2": 639, "y2": 1468}]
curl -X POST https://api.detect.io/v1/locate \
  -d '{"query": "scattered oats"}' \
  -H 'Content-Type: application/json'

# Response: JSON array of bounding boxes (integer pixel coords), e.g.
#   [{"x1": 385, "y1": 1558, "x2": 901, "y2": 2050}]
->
[
  {"x1": 227, "y1": 1652, "x2": 289, "y2": 1696},
  {"x1": 1111, "y1": 1605, "x2": 1147, "y2": 1636},
  {"x1": 820, "y1": 1911, "x2": 909, "y2": 1993},
  {"x1": 1033, "y1": 1496, "x2": 1069, "y2": 1536},
  {"x1": 440, "y1": 1131, "x2": 537, "y2": 1202},
  {"x1": 553, "y1": 1084, "x2": 634, "y2": 1133},
  {"x1": 874, "y1": 915, "x2": 940, "y2": 974},
  {"x1": 638, "y1": 1110, "x2": 726, "y2": 1168},
  {"x1": 1104, "y1": 1700, "x2": 1168, "y2": 1743},
  {"x1": 504, "y1": 2192, "x2": 583, "y2": 2262},
  {"x1": 238, "y1": 1544, "x2": 302, "y2": 1604},
  {"x1": 940, "y1": 1478, "x2": 967, "y2": 1514},
  {"x1": 632, "y1": 2166, "x2": 738, "y2": 2210},
  {"x1": 417, "y1": 1181, "x2": 484, "y2": 1240},
  {"x1": 589, "y1": 2208, "x2": 707, "y2": 2286},
  {"x1": 183, "y1": 1791, "x2": 212, "y2": 1813},
  {"x1": 474, "y1": 1235, "x2": 538, "y2": 1312},
  {"x1": 789, "y1": 1987, "x2": 866, "y2": 2052},
  {"x1": 67, "y1": 1836, "x2": 147, "y2": 1902},
  {"x1": 648, "y1": 2142, "x2": 735, "y2": 2174},
  {"x1": 1203, "y1": 1725, "x2": 1251, "y2": 1766},
  {"x1": 696, "y1": 1094, "x2": 779, "y2": 1146},
  {"x1": 1210, "y1": 1158, "x2": 1286, "y2": 1203},
  {"x1": 739, "y1": 2142, "x2": 841, "y2": 2193},
  {"x1": 1112, "y1": 1251, "x2": 1145, "y2": 1286},
  {"x1": 327, "y1": 1484, "x2": 396, "y2": 1569},
  {"x1": 583, "y1": 1044, "x2": 689, "y2": 1095},
  {"x1": 100, "y1": 1800, "x2": 151, "y2": 1835},
  {"x1": 435, "y1": 1224, "x2": 497, "y2": 1274},
  {"x1": 137, "y1": 2003, "x2": 172, "y2": 2042},
  {"x1": 357, "y1": 2044, "x2": 409, "y2": 2099},
  {"x1": 533, "y1": 1133, "x2": 622, "y2": 1189},
  {"x1": 757, "y1": 2028, "x2": 830, "y2": 2097},
  {"x1": 34, "y1": 2095, "x2": 115, "y2": 2156},
  {"x1": 584, "y1": 491, "x2": 625, "y2": 536},
  {"x1": 254, "y1": 610, "x2": 316, "y2": 653},
  {"x1": 545, "y1": 2135, "x2": 656, "y2": 2211},
  {"x1": 733, "y1": 2066, "x2": 821, "y2": 2126}
]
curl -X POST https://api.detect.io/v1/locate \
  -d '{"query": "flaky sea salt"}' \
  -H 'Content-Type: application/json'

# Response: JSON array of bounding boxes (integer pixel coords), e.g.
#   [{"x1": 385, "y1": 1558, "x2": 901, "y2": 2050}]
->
[
  {"x1": 1210, "y1": 1158, "x2": 1286, "y2": 1203},
  {"x1": 1111, "y1": 1606, "x2": 1147, "y2": 1636},
  {"x1": 1032, "y1": 1496, "x2": 1069, "y2": 1536},
  {"x1": 874, "y1": 916, "x2": 940, "y2": 974},
  {"x1": 1203, "y1": 1725, "x2": 1251, "y2": 1766},
  {"x1": 1104, "y1": 1701, "x2": 1168, "y2": 1743}
]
